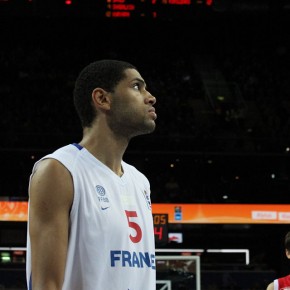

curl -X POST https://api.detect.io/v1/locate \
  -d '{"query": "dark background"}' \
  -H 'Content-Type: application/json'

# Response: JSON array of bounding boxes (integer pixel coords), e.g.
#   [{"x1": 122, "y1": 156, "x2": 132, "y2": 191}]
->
[{"x1": 1, "y1": 0, "x2": 290, "y2": 289}]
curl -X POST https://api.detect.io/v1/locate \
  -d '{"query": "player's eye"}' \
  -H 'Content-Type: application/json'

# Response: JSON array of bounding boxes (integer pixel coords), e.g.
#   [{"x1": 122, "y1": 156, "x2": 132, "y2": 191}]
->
[{"x1": 133, "y1": 83, "x2": 141, "y2": 90}]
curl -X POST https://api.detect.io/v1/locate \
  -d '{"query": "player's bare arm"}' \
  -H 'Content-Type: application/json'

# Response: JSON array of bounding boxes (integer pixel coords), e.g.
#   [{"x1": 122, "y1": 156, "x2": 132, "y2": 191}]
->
[
  {"x1": 266, "y1": 282, "x2": 274, "y2": 290},
  {"x1": 29, "y1": 158, "x2": 73, "y2": 290}
]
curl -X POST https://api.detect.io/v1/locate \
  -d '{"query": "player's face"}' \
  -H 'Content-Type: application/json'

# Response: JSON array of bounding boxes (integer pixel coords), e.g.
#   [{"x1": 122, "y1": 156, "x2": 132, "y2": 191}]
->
[{"x1": 107, "y1": 68, "x2": 157, "y2": 139}]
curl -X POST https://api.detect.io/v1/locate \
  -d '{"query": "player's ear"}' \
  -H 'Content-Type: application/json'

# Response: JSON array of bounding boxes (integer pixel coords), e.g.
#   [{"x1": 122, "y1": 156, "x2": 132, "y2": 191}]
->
[{"x1": 92, "y1": 88, "x2": 111, "y2": 111}]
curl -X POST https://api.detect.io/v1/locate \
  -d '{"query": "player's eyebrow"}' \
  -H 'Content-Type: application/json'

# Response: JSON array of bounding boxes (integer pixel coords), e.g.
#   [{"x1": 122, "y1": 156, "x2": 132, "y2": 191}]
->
[{"x1": 132, "y1": 77, "x2": 147, "y2": 88}]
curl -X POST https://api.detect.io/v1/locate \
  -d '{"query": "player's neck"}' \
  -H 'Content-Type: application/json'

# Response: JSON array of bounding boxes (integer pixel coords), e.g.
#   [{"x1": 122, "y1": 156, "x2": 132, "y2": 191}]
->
[{"x1": 79, "y1": 128, "x2": 128, "y2": 176}]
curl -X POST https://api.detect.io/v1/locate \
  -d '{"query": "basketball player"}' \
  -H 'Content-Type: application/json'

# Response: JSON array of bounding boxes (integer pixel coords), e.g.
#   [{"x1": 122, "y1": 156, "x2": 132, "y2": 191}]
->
[
  {"x1": 266, "y1": 232, "x2": 290, "y2": 290},
  {"x1": 26, "y1": 60, "x2": 157, "y2": 290}
]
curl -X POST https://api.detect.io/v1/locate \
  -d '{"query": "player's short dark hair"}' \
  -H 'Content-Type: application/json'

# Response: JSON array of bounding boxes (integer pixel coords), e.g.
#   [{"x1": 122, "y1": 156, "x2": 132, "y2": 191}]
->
[{"x1": 73, "y1": 59, "x2": 136, "y2": 128}]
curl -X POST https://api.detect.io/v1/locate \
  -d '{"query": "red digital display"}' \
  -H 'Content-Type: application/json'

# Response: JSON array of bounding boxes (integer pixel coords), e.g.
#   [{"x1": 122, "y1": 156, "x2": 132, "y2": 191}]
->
[
  {"x1": 153, "y1": 213, "x2": 168, "y2": 245},
  {"x1": 0, "y1": 0, "x2": 213, "y2": 19},
  {"x1": 105, "y1": 0, "x2": 211, "y2": 18},
  {"x1": 168, "y1": 0, "x2": 191, "y2": 5}
]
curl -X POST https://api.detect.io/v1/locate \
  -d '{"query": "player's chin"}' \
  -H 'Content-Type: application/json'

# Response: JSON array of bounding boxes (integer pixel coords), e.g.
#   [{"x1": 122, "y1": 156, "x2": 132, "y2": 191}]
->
[
  {"x1": 147, "y1": 120, "x2": 156, "y2": 132},
  {"x1": 139, "y1": 121, "x2": 156, "y2": 135}
]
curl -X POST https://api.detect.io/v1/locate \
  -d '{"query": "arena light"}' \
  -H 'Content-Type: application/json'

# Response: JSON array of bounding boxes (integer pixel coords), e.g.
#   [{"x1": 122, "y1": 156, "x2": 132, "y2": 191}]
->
[{"x1": 0, "y1": 251, "x2": 11, "y2": 263}]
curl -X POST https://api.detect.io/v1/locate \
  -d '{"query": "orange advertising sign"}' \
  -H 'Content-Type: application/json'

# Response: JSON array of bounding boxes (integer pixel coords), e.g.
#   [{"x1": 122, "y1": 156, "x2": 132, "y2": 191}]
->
[
  {"x1": 1, "y1": 202, "x2": 290, "y2": 224},
  {"x1": 152, "y1": 203, "x2": 290, "y2": 224},
  {"x1": 0, "y1": 201, "x2": 28, "y2": 221}
]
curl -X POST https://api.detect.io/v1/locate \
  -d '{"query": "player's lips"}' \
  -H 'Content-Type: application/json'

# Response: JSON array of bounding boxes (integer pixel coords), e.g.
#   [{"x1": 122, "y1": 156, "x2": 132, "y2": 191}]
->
[{"x1": 148, "y1": 107, "x2": 157, "y2": 120}]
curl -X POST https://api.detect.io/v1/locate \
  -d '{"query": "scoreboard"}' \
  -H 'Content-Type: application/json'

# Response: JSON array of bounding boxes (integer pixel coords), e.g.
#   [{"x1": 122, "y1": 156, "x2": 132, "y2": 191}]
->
[
  {"x1": 0, "y1": 0, "x2": 214, "y2": 19},
  {"x1": 105, "y1": 0, "x2": 213, "y2": 18},
  {"x1": 1, "y1": 1, "x2": 286, "y2": 19},
  {"x1": 152, "y1": 213, "x2": 168, "y2": 246},
  {"x1": 105, "y1": 0, "x2": 213, "y2": 19}
]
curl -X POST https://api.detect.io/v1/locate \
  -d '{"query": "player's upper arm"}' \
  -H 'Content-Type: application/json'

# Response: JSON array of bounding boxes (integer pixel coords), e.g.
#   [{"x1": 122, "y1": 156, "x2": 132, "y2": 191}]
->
[
  {"x1": 266, "y1": 282, "x2": 274, "y2": 290},
  {"x1": 28, "y1": 158, "x2": 74, "y2": 290}
]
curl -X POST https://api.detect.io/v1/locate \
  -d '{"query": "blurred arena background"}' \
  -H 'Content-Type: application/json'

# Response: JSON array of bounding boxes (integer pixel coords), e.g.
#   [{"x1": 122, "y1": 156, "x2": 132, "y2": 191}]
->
[{"x1": 1, "y1": 0, "x2": 290, "y2": 289}]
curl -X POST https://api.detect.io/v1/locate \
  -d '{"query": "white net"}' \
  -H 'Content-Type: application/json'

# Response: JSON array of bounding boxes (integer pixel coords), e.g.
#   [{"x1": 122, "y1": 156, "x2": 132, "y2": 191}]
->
[{"x1": 156, "y1": 249, "x2": 201, "y2": 290}]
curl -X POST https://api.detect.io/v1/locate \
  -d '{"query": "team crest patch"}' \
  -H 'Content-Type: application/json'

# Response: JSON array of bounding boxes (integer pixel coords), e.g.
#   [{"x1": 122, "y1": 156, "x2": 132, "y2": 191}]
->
[
  {"x1": 143, "y1": 190, "x2": 151, "y2": 210},
  {"x1": 95, "y1": 185, "x2": 110, "y2": 210}
]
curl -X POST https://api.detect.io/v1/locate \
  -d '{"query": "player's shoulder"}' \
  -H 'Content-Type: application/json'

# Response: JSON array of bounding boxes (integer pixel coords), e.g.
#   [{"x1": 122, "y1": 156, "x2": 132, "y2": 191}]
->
[
  {"x1": 266, "y1": 281, "x2": 274, "y2": 290},
  {"x1": 46, "y1": 143, "x2": 83, "y2": 166},
  {"x1": 32, "y1": 156, "x2": 71, "y2": 182},
  {"x1": 51, "y1": 143, "x2": 81, "y2": 157},
  {"x1": 278, "y1": 274, "x2": 290, "y2": 282},
  {"x1": 33, "y1": 144, "x2": 79, "y2": 175}
]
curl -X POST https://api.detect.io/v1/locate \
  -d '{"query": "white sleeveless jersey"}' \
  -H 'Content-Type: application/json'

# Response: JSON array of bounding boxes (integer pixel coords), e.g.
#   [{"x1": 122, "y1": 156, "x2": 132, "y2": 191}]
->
[{"x1": 26, "y1": 143, "x2": 156, "y2": 290}]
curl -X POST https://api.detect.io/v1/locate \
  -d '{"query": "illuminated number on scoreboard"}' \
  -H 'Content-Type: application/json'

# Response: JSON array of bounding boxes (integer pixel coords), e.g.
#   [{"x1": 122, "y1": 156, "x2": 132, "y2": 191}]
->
[{"x1": 152, "y1": 213, "x2": 168, "y2": 245}]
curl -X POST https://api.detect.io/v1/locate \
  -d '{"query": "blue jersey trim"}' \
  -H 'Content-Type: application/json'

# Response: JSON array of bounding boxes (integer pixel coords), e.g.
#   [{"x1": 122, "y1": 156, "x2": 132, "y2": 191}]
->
[{"x1": 72, "y1": 143, "x2": 83, "y2": 150}]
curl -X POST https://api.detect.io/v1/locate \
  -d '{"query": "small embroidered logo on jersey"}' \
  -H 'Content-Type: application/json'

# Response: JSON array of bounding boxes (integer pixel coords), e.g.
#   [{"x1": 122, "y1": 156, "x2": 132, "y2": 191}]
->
[
  {"x1": 95, "y1": 185, "x2": 110, "y2": 210},
  {"x1": 142, "y1": 190, "x2": 151, "y2": 210}
]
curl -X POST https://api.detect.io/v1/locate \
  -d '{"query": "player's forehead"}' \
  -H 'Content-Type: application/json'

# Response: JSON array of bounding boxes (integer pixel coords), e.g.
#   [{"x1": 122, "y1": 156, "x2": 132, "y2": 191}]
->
[{"x1": 122, "y1": 68, "x2": 146, "y2": 86}]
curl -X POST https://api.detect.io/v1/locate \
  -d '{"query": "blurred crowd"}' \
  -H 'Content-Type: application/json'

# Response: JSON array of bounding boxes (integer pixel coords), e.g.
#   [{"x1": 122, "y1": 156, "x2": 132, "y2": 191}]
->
[{"x1": 1, "y1": 15, "x2": 290, "y2": 204}]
